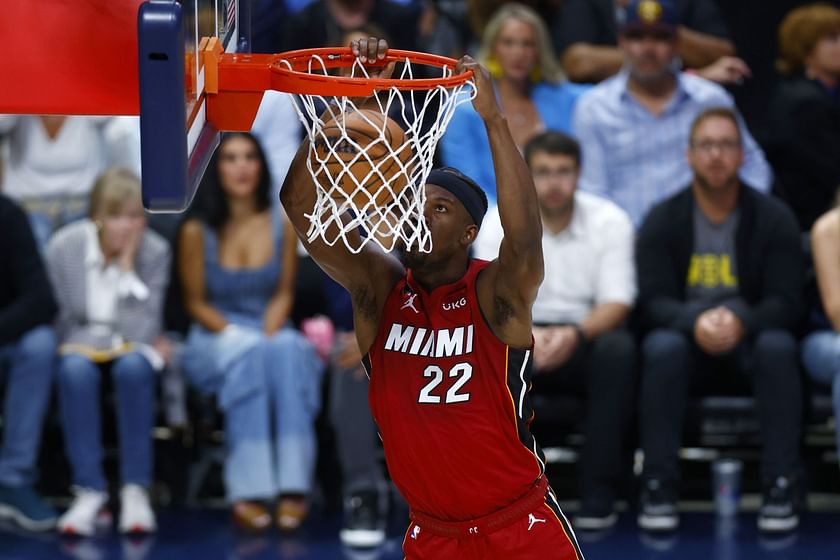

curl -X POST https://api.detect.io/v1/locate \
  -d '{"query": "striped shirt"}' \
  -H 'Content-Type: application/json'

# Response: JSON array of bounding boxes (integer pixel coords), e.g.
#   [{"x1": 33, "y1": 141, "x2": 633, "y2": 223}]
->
[{"x1": 573, "y1": 70, "x2": 772, "y2": 226}]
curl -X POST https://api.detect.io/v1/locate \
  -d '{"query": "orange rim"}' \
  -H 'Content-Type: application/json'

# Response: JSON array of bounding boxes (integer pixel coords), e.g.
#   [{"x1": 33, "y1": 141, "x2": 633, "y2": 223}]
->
[{"x1": 269, "y1": 47, "x2": 473, "y2": 96}]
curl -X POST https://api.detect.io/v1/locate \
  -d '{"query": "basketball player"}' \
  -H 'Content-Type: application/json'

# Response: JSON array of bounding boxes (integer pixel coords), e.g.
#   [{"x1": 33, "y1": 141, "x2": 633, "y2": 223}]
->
[{"x1": 281, "y1": 37, "x2": 583, "y2": 559}]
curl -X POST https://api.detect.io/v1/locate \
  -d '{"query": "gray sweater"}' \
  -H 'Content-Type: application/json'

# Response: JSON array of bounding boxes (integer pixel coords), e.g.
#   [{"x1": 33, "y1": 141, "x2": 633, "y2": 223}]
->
[{"x1": 45, "y1": 219, "x2": 170, "y2": 349}]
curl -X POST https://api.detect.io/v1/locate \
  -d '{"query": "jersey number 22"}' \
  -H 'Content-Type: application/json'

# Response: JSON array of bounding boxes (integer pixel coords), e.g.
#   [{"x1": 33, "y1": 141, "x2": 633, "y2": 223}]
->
[{"x1": 418, "y1": 362, "x2": 472, "y2": 404}]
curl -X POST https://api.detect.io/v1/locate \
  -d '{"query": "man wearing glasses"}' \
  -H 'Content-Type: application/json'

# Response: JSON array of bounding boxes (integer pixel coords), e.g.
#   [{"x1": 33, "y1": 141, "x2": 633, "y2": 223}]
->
[{"x1": 635, "y1": 107, "x2": 804, "y2": 534}]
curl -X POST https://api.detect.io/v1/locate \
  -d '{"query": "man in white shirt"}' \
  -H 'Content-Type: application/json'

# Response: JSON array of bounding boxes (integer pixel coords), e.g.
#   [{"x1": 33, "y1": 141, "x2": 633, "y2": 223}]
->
[{"x1": 474, "y1": 131, "x2": 637, "y2": 531}]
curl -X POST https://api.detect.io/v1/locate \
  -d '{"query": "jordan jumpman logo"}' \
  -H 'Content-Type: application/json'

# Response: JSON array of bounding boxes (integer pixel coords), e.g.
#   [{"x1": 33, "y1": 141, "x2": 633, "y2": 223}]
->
[{"x1": 527, "y1": 513, "x2": 546, "y2": 531}]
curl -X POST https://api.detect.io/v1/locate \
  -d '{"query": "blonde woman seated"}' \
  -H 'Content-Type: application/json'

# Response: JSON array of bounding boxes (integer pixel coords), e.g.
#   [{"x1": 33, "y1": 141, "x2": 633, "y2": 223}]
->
[
  {"x1": 179, "y1": 133, "x2": 323, "y2": 533},
  {"x1": 439, "y1": 2, "x2": 590, "y2": 204},
  {"x1": 46, "y1": 169, "x2": 170, "y2": 536}
]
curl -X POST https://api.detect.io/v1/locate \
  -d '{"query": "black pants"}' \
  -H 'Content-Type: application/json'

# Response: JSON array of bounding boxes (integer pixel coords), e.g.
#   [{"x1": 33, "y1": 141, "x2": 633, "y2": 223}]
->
[
  {"x1": 640, "y1": 328, "x2": 802, "y2": 485},
  {"x1": 328, "y1": 361, "x2": 385, "y2": 496},
  {"x1": 535, "y1": 329, "x2": 637, "y2": 505}
]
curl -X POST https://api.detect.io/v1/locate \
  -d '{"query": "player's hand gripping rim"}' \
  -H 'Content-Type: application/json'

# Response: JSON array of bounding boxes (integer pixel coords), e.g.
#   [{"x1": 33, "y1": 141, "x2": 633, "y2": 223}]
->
[
  {"x1": 349, "y1": 37, "x2": 396, "y2": 81},
  {"x1": 455, "y1": 55, "x2": 501, "y2": 123}
]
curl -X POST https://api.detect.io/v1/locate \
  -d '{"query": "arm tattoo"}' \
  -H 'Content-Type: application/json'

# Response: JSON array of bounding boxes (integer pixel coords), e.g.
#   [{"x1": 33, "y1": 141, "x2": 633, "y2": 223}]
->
[{"x1": 353, "y1": 285, "x2": 378, "y2": 321}]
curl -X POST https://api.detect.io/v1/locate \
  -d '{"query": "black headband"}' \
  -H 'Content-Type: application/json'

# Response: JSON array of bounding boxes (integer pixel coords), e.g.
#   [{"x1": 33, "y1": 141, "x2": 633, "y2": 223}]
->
[{"x1": 426, "y1": 167, "x2": 488, "y2": 227}]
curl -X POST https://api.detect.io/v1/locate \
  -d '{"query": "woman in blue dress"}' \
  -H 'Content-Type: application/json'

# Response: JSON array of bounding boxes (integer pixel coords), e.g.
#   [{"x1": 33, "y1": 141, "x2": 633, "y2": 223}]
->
[
  {"x1": 179, "y1": 133, "x2": 323, "y2": 532},
  {"x1": 439, "y1": 3, "x2": 590, "y2": 204}
]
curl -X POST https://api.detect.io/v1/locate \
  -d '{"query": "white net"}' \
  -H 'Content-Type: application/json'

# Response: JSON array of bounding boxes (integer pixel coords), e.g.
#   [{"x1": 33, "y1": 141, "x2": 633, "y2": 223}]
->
[{"x1": 280, "y1": 53, "x2": 475, "y2": 253}]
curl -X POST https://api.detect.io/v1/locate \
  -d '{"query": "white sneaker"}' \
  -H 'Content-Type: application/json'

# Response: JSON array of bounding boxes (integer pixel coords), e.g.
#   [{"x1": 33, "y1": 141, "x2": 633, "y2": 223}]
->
[
  {"x1": 58, "y1": 488, "x2": 110, "y2": 537},
  {"x1": 118, "y1": 485, "x2": 156, "y2": 534}
]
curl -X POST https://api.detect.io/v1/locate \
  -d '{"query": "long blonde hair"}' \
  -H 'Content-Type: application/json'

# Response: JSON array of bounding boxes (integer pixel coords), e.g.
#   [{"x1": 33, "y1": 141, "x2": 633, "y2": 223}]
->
[{"x1": 476, "y1": 3, "x2": 564, "y2": 84}]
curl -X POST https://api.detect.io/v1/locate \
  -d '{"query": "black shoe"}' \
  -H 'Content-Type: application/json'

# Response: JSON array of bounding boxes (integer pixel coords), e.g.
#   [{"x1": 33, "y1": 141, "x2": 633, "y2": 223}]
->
[
  {"x1": 638, "y1": 479, "x2": 679, "y2": 532},
  {"x1": 758, "y1": 476, "x2": 800, "y2": 533},
  {"x1": 574, "y1": 498, "x2": 617, "y2": 531},
  {"x1": 339, "y1": 490, "x2": 386, "y2": 548}
]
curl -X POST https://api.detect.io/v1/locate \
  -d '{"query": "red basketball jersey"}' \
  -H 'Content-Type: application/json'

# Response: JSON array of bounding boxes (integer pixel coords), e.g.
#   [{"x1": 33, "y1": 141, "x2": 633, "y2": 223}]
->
[{"x1": 364, "y1": 259, "x2": 546, "y2": 521}]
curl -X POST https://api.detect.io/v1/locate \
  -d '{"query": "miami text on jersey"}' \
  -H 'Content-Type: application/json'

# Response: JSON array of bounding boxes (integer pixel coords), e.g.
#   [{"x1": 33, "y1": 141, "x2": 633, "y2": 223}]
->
[{"x1": 383, "y1": 323, "x2": 475, "y2": 358}]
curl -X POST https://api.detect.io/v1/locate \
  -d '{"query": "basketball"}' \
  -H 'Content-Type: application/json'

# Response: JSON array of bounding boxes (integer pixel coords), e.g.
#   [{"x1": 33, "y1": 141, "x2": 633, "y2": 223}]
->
[{"x1": 311, "y1": 108, "x2": 412, "y2": 208}]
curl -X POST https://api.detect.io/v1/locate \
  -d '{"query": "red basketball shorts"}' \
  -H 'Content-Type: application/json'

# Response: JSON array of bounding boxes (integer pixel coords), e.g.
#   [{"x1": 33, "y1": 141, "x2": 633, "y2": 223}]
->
[{"x1": 402, "y1": 484, "x2": 584, "y2": 560}]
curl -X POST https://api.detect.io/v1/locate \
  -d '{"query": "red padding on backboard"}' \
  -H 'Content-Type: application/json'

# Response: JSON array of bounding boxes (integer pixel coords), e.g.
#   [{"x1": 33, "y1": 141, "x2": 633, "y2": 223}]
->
[{"x1": 0, "y1": 0, "x2": 143, "y2": 115}]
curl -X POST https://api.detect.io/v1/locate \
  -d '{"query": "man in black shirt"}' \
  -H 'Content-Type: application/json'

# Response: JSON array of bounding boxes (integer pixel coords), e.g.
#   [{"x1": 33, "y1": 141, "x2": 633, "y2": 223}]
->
[
  {"x1": 635, "y1": 108, "x2": 804, "y2": 534},
  {"x1": 766, "y1": 3, "x2": 840, "y2": 231},
  {"x1": 280, "y1": 0, "x2": 421, "y2": 52},
  {"x1": 0, "y1": 194, "x2": 58, "y2": 531}
]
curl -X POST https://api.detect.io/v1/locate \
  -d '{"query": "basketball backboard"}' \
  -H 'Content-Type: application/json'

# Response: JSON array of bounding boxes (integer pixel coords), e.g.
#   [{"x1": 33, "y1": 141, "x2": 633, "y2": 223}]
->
[
  {"x1": 139, "y1": 0, "x2": 248, "y2": 211},
  {"x1": 0, "y1": 0, "x2": 249, "y2": 213}
]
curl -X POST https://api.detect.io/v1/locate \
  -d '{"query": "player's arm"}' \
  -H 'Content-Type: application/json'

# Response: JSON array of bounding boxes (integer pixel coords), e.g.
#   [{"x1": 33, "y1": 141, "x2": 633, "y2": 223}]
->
[
  {"x1": 280, "y1": 142, "x2": 402, "y2": 348},
  {"x1": 459, "y1": 57, "x2": 544, "y2": 348},
  {"x1": 280, "y1": 37, "x2": 403, "y2": 351}
]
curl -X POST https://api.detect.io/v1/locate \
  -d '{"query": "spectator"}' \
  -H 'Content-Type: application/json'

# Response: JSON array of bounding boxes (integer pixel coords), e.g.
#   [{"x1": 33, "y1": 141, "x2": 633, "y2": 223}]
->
[
  {"x1": 556, "y1": 0, "x2": 744, "y2": 83},
  {"x1": 573, "y1": 0, "x2": 772, "y2": 227},
  {"x1": 473, "y1": 131, "x2": 636, "y2": 530},
  {"x1": 179, "y1": 133, "x2": 323, "y2": 533},
  {"x1": 766, "y1": 3, "x2": 840, "y2": 231},
  {"x1": 280, "y1": 0, "x2": 422, "y2": 53},
  {"x1": 440, "y1": 3, "x2": 590, "y2": 204},
  {"x1": 0, "y1": 195, "x2": 58, "y2": 531},
  {"x1": 0, "y1": 116, "x2": 141, "y2": 248},
  {"x1": 635, "y1": 108, "x2": 804, "y2": 534},
  {"x1": 802, "y1": 202, "x2": 840, "y2": 469},
  {"x1": 319, "y1": 275, "x2": 389, "y2": 548},
  {"x1": 462, "y1": 0, "x2": 561, "y2": 56},
  {"x1": 46, "y1": 169, "x2": 170, "y2": 536}
]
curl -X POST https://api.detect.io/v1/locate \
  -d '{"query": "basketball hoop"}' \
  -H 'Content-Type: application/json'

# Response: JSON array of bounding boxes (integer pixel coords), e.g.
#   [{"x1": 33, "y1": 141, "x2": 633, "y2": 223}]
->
[{"x1": 274, "y1": 48, "x2": 475, "y2": 254}]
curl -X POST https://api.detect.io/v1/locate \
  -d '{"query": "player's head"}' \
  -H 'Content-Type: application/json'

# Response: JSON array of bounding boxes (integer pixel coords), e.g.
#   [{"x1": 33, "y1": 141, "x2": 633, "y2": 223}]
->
[
  {"x1": 403, "y1": 168, "x2": 487, "y2": 269},
  {"x1": 524, "y1": 132, "x2": 581, "y2": 218},
  {"x1": 687, "y1": 107, "x2": 744, "y2": 193},
  {"x1": 618, "y1": 0, "x2": 679, "y2": 84}
]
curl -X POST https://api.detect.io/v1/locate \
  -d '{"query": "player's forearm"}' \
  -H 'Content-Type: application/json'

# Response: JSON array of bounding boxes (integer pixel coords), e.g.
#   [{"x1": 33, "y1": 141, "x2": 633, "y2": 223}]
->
[
  {"x1": 280, "y1": 144, "x2": 316, "y2": 231},
  {"x1": 485, "y1": 114, "x2": 542, "y2": 253},
  {"x1": 677, "y1": 27, "x2": 735, "y2": 68}
]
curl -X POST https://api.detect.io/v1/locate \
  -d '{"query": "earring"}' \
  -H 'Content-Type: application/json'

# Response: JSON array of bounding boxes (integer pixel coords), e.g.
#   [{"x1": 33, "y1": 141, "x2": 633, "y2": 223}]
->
[{"x1": 486, "y1": 56, "x2": 503, "y2": 79}]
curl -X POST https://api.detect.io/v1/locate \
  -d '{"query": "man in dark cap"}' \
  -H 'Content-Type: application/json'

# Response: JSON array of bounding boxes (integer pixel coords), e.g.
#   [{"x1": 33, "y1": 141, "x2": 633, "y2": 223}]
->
[
  {"x1": 573, "y1": 0, "x2": 772, "y2": 228},
  {"x1": 557, "y1": 0, "x2": 743, "y2": 83}
]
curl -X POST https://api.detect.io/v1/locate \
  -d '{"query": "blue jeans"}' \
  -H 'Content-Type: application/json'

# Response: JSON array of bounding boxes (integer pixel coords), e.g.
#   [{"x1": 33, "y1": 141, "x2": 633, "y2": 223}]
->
[
  {"x1": 802, "y1": 331, "x2": 840, "y2": 453},
  {"x1": 0, "y1": 326, "x2": 56, "y2": 487},
  {"x1": 183, "y1": 326, "x2": 323, "y2": 501},
  {"x1": 57, "y1": 352, "x2": 156, "y2": 490}
]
